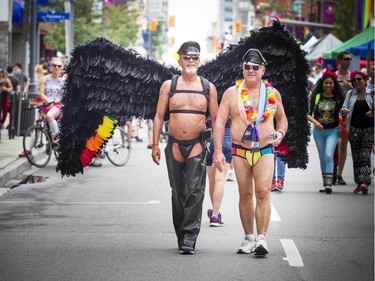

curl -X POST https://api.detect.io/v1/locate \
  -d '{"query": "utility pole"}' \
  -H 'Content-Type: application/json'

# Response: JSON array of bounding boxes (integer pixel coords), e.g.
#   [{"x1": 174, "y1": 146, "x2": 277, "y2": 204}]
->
[
  {"x1": 64, "y1": 0, "x2": 74, "y2": 57},
  {"x1": 27, "y1": 0, "x2": 38, "y2": 100}
]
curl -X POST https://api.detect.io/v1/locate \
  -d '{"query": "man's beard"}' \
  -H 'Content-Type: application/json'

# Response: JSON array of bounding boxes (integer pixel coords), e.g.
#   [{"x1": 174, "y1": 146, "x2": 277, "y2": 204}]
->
[{"x1": 185, "y1": 66, "x2": 197, "y2": 75}]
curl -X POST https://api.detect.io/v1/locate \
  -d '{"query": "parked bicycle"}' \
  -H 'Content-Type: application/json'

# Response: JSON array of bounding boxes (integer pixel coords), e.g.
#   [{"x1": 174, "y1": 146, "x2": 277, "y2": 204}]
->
[{"x1": 22, "y1": 101, "x2": 58, "y2": 167}]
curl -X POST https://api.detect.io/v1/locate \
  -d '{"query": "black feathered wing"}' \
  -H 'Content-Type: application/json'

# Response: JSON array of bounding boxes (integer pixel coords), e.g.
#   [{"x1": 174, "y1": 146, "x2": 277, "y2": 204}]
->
[
  {"x1": 199, "y1": 20, "x2": 310, "y2": 169},
  {"x1": 57, "y1": 38, "x2": 180, "y2": 176},
  {"x1": 57, "y1": 20, "x2": 310, "y2": 177}
]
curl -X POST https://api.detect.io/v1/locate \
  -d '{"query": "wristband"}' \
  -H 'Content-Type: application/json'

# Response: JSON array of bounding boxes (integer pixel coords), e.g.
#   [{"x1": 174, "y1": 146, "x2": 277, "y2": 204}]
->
[{"x1": 277, "y1": 129, "x2": 285, "y2": 139}]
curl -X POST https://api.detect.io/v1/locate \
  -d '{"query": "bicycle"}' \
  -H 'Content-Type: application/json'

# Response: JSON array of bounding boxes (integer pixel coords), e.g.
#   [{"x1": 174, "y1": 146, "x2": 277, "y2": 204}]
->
[
  {"x1": 97, "y1": 125, "x2": 132, "y2": 166},
  {"x1": 22, "y1": 101, "x2": 58, "y2": 167}
]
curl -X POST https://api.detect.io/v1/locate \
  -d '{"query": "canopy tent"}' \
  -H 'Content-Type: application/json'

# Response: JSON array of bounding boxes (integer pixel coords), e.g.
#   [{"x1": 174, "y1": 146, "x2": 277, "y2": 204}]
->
[
  {"x1": 322, "y1": 27, "x2": 374, "y2": 59},
  {"x1": 302, "y1": 36, "x2": 318, "y2": 52},
  {"x1": 305, "y1": 34, "x2": 342, "y2": 62},
  {"x1": 347, "y1": 40, "x2": 374, "y2": 59}
]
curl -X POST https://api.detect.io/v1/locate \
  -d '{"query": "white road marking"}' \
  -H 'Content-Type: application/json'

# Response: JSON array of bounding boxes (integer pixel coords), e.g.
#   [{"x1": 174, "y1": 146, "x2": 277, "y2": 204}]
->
[
  {"x1": 0, "y1": 200, "x2": 160, "y2": 205},
  {"x1": 280, "y1": 239, "x2": 304, "y2": 267},
  {"x1": 271, "y1": 203, "x2": 281, "y2": 221}
]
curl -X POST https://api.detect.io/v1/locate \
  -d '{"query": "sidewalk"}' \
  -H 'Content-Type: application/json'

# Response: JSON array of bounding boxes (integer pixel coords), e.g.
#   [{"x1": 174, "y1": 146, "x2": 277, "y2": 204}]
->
[{"x1": 0, "y1": 127, "x2": 32, "y2": 189}]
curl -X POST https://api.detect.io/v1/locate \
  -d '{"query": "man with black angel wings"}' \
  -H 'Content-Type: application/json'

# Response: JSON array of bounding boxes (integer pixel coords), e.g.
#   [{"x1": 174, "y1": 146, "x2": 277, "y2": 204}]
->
[{"x1": 56, "y1": 20, "x2": 311, "y2": 177}]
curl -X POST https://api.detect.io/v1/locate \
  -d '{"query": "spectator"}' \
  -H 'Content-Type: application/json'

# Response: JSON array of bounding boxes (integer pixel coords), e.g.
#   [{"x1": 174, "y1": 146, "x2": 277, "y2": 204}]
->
[
  {"x1": 314, "y1": 64, "x2": 323, "y2": 80},
  {"x1": 146, "y1": 119, "x2": 153, "y2": 149},
  {"x1": 0, "y1": 67, "x2": 14, "y2": 127},
  {"x1": 334, "y1": 51, "x2": 353, "y2": 185},
  {"x1": 341, "y1": 71, "x2": 374, "y2": 194},
  {"x1": 6, "y1": 66, "x2": 21, "y2": 93},
  {"x1": 13, "y1": 63, "x2": 30, "y2": 97},
  {"x1": 271, "y1": 154, "x2": 286, "y2": 192},
  {"x1": 307, "y1": 71, "x2": 345, "y2": 193},
  {"x1": 366, "y1": 62, "x2": 374, "y2": 93}
]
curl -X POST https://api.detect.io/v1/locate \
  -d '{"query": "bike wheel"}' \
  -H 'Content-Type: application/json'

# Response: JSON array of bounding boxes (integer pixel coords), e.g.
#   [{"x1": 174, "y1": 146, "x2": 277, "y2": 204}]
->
[
  {"x1": 23, "y1": 126, "x2": 52, "y2": 168},
  {"x1": 106, "y1": 126, "x2": 131, "y2": 166}
]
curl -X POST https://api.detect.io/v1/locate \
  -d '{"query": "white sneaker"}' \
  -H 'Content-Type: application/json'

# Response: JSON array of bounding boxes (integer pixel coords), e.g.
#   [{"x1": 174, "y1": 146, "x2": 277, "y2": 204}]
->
[
  {"x1": 254, "y1": 236, "x2": 269, "y2": 256},
  {"x1": 226, "y1": 171, "x2": 235, "y2": 181},
  {"x1": 237, "y1": 236, "x2": 256, "y2": 254}
]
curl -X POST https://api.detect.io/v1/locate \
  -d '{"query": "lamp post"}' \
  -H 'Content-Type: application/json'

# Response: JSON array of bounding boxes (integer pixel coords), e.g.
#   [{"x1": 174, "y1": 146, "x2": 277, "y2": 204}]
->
[
  {"x1": 293, "y1": 0, "x2": 305, "y2": 20},
  {"x1": 27, "y1": 0, "x2": 38, "y2": 100},
  {"x1": 64, "y1": 0, "x2": 74, "y2": 57}
]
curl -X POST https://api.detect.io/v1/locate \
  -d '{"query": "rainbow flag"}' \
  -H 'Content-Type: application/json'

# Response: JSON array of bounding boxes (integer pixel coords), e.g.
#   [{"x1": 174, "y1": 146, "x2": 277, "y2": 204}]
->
[
  {"x1": 303, "y1": 28, "x2": 313, "y2": 44},
  {"x1": 357, "y1": 0, "x2": 374, "y2": 31}
]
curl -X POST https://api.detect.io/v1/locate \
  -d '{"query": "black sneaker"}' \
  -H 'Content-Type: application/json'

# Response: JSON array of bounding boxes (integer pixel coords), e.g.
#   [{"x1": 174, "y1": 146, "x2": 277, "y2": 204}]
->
[
  {"x1": 337, "y1": 176, "x2": 346, "y2": 185},
  {"x1": 180, "y1": 245, "x2": 194, "y2": 255}
]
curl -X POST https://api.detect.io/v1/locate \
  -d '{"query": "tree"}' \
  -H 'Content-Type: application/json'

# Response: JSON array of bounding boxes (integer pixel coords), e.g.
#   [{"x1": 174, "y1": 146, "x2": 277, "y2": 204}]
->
[
  {"x1": 43, "y1": 1, "x2": 140, "y2": 54},
  {"x1": 332, "y1": 0, "x2": 355, "y2": 41},
  {"x1": 95, "y1": 3, "x2": 140, "y2": 46},
  {"x1": 151, "y1": 20, "x2": 168, "y2": 61}
]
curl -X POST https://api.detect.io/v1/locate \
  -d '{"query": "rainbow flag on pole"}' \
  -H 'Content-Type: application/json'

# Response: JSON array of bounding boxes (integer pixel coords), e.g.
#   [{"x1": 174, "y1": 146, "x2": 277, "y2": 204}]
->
[
  {"x1": 357, "y1": 0, "x2": 374, "y2": 31},
  {"x1": 303, "y1": 28, "x2": 313, "y2": 44}
]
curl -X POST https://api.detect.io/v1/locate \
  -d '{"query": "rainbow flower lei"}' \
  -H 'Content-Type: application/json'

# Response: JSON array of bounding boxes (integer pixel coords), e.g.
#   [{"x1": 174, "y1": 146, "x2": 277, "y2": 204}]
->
[
  {"x1": 236, "y1": 79, "x2": 276, "y2": 123},
  {"x1": 79, "y1": 115, "x2": 118, "y2": 167}
]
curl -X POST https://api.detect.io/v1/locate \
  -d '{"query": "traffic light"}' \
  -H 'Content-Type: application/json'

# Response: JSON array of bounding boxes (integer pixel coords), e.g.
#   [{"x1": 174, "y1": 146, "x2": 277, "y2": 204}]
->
[
  {"x1": 170, "y1": 36, "x2": 175, "y2": 46},
  {"x1": 169, "y1": 16, "x2": 175, "y2": 27},
  {"x1": 149, "y1": 19, "x2": 157, "y2": 31},
  {"x1": 214, "y1": 37, "x2": 221, "y2": 52},
  {"x1": 234, "y1": 20, "x2": 242, "y2": 33}
]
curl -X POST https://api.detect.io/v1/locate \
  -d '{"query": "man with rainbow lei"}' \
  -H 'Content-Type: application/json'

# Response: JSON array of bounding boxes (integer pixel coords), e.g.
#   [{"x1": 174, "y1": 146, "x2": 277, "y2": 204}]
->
[{"x1": 213, "y1": 49, "x2": 288, "y2": 256}]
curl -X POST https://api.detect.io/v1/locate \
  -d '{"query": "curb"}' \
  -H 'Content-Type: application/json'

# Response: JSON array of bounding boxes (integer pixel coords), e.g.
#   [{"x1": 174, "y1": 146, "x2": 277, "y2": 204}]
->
[{"x1": 0, "y1": 158, "x2": 32, "y2": 188}]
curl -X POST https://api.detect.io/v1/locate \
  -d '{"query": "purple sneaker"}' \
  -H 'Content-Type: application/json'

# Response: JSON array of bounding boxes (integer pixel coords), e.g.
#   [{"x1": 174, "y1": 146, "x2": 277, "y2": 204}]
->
[
  {"x1": 210, "y1": 213, "x2": 223, "y2": 227},
  {"x1": 207, "y1": 209, "x2": 213, "y2": 219}
]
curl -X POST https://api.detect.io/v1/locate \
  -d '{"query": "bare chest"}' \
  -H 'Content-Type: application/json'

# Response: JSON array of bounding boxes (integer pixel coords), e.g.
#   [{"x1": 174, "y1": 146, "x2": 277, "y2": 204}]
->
[{"x1": 169, "y1": 93, "x2": 208, "y2": 111}]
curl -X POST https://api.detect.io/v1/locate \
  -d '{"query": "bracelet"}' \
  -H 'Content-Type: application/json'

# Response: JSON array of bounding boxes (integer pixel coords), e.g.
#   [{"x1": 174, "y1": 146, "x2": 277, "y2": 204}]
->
[
  {"x1": 277, "y1": 129, "x2": 285, "y2": 139},
  {"x1": 152, "y1": 143, "x2": 159, "y2": 146}
]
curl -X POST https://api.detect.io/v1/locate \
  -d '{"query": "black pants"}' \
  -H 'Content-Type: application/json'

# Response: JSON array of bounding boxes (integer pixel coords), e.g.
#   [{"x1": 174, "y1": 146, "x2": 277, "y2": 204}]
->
[
  {"x1": 348, "y1": 126, "x2": 374, "y2": 185},
  {"x1": 164, "y1": 136, "x2": 206, "y2": 250}
]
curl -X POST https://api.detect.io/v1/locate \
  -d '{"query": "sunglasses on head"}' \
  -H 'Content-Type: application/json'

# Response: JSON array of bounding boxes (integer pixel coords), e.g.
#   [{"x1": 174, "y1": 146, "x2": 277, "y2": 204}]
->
[
  {"x1": 353, "y1": 78, "x2": 363, "y2": 82},
  {"x1": 243, "y1": 65, "x2": 263, "y2": 71},
  {"x1": 343, "y1": 57, "x2": 352, "y2": 61},
  {"x1": 52, "y1": 64, "x2": 62, "y2": 68},
  {"x1": 182, "y1": 56, "x2": 199, "y2": 61}
]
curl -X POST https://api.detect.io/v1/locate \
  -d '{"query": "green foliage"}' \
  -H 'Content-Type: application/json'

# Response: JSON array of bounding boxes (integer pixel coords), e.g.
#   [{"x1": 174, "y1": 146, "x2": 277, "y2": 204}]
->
[
  {"x1": 332, "y1": 0, "x2": 355, "y2": 41},
  {"x1": 43, "y1": 1, "x2": 140, "y2": 54},
  {"x1": 95, "y1": 4, "x2": 140, "y2": 46},
  {"x1": 151, "y1": 20, "x2": 168, "y2": 60}
]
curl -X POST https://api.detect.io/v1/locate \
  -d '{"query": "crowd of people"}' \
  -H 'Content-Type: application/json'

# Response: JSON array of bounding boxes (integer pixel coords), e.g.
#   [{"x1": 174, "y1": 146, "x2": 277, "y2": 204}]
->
[{"x1": 307, "y1": 52, "x2": 374, "y2": 194}]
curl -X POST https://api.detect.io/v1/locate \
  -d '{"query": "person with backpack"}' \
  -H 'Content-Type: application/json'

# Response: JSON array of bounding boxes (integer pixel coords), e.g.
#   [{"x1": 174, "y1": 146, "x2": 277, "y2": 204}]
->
[
  {"x1": 151, "y1": 41, "x2": 218, "y2": 255},
  {"x1": 307, "y1": 71, "x2": 345, "y2": 194}
]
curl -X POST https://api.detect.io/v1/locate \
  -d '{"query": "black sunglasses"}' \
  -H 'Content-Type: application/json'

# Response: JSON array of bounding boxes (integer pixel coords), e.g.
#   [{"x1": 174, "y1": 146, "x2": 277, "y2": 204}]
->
[
  {"x1": 52, "y1": 64, "x2": 63, "y2": 68},
  {"x1": 343, "y1": 57, "x2": 352, "y2": 61},
  {"x1": 182, "y1": 56, "x2": 199, "y2": 61},
  {"x1": 353, "y1": 78, "x2": 363, "y2": 82},
  {"x1": 243, "y1": 65, "x2": 264, "y2": 71}
]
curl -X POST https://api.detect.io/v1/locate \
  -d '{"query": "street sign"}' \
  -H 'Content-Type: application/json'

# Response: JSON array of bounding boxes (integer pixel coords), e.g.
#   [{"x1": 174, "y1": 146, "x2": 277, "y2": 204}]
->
[{"x1": 37, "y1": 12, "x2": 70, "y2": 22}]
